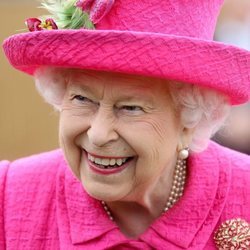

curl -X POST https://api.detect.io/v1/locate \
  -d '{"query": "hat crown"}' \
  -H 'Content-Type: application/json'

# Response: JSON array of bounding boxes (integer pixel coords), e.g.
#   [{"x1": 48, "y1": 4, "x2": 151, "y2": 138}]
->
[{"x1": 96, "y1": 0, "x2": 224, "y2": 40}]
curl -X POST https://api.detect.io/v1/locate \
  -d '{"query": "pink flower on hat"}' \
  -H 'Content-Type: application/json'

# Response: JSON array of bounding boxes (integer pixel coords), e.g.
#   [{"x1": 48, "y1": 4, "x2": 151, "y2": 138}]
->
[
  {"x1": 25, "y1": 18, "x2": 43, "y2": 32},
  {"x1": 25, "y1": 18, "x2": 58, "y2": 32},
  {"x1": 75, "y1": 0, "x2": 93, "y2": 11},
  {"x1": 75, "y1": 0, "x2": 115, "y2": 24},
  {"x1": 43, "y1": 18, "x2": 58, "y2": 30}
]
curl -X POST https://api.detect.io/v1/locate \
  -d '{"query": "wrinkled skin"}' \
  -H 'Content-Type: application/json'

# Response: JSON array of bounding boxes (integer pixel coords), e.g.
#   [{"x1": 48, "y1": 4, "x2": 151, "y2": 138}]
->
[{"x1": 59, "y1": 70, "x2": 193, "y2": 236}]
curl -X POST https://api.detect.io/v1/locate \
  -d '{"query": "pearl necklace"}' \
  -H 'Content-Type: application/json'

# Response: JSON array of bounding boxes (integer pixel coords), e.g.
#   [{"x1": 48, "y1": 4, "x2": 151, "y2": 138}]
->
[{"x1": 101, "y1": 158, "x2": 187, "y2": 221}]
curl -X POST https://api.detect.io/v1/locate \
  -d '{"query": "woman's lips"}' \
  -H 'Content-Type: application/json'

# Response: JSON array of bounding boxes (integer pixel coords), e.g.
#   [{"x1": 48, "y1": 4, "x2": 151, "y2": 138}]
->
[{"x1": 83, "y1": 150, "x2": 134, "y2": 175}]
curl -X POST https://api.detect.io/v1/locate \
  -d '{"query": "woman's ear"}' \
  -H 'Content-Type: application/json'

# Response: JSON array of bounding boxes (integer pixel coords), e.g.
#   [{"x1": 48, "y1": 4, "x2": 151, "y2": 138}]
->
[{"x1": 177, "y1": 127, "x2": 195, "y2": 151}]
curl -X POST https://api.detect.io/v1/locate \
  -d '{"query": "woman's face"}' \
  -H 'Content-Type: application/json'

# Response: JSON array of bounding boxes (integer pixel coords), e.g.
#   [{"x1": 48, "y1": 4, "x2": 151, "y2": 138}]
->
[{"x1": 59, "y1": 70, "x2": 185, "y2": 202}]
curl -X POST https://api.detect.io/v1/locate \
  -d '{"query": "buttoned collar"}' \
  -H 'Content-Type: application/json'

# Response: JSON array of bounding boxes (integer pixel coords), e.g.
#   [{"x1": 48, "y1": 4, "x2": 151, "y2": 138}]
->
[{"x1": 56, "y1": 141, "x2": 231, "y2": 249}]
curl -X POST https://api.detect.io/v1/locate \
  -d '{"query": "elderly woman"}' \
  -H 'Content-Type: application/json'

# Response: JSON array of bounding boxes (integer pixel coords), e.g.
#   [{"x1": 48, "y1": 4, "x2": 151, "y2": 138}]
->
[{"x1": 1, "y1": 0, "x2": 250, "y2": 249}]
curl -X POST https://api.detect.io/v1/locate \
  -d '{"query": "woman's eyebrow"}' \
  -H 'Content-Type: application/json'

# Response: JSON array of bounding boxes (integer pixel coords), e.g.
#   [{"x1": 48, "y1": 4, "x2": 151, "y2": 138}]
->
[
  {"x1": 115, "y1": 92, "x2": 156, "y2": 107},
  {"x1": 68, "y1": 82, "x2": 97, "y2": 95}
]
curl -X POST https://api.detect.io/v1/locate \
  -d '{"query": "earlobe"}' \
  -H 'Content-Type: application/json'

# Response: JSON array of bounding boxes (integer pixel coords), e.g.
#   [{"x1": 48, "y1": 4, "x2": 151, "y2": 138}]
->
[{"x1": 177, "y1": 127, "x2": 195, "y2": 152}]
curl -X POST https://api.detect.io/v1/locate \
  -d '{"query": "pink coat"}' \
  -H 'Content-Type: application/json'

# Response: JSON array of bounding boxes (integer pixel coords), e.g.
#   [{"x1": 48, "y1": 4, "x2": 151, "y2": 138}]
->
[{"x1": 0, "y1": 141, "x2": 249, "y2": 249}]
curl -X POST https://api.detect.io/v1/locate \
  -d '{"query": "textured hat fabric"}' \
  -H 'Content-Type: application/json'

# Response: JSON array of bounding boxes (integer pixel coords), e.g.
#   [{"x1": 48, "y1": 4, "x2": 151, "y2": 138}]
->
[{"x1": 3, "y1": 0, "x2": 250, "y2": 105}]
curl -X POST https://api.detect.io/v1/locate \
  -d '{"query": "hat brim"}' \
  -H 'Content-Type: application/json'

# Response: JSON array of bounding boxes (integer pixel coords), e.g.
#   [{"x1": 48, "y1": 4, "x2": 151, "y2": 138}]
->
[{"x1": 3, "y1": 29, "x2": 250, "y2": 105}]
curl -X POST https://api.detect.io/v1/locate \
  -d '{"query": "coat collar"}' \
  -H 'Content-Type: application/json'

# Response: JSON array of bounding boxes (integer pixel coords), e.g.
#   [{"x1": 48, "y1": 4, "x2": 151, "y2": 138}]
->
[
  {"x1": 140, "y1": 142, "x2": 232, "y2": 248},
  {"x1": 56, "y1": 141, "x2": 231, "y2": 249},
  {"x1": 56, "y1": 161, "x2": 126, "y2": 246}
]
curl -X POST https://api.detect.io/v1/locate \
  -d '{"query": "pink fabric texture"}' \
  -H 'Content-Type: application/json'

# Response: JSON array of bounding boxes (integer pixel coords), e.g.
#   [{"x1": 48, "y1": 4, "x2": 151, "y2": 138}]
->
[
  {"x1": 0, "y1": 141, "x2": 249, "y2": 249},
  {"x1": 3, "y1": 0, "x2": 250, "y2": 105}
]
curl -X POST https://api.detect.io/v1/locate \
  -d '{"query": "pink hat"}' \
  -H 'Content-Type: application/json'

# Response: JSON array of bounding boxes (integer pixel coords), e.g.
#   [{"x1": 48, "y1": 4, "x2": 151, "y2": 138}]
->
[{"x1": 3, "y1": 0, "x2": 250, "y2": 105}]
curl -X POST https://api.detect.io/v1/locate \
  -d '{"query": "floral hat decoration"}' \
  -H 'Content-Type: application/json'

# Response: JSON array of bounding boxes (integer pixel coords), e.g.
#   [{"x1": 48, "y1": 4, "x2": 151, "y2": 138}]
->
[
  {"x1": 25, "y1": 0, "x2": 100, "y2": 31},
  {"x1": 3, "y1": 0, "x2": 250, "y2": 105}
]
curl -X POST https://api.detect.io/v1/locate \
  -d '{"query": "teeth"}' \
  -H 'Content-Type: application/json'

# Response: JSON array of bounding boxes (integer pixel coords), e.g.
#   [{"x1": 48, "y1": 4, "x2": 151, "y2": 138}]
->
[
  {"x1": 116, "y1": 159, "x2": 123, "y2": 166},
  {"x1": 88, "y1": 153, "x2": 129, "y2": 167},
  {"x1": 94, "y1": 158, "x2": 102, "y2": 165},
  {"x1": 110, "y1": 159, "x2": 116, "y2": 166},
  {"x1": 101, "y1": 159, "x2": 110, "y2": 166},
  {"x1": 88, "y1": 154, "x2": 95, "y2": 162}
]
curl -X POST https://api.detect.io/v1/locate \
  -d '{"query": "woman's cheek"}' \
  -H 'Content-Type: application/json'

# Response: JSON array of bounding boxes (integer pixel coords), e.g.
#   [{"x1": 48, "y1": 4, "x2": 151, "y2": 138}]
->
[
  {"x1": 59, "y1": 111, "x2": 86, "y2": 178},
  {"x1": 60, "y1": 106, "x2": 91, "y2": 135}
]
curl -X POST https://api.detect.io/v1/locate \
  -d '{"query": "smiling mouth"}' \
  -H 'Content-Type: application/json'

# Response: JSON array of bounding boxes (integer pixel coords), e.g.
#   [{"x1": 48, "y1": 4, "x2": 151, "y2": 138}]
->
[{"x1": 87, "y1": 152, "x2": 134, "y2": 169}]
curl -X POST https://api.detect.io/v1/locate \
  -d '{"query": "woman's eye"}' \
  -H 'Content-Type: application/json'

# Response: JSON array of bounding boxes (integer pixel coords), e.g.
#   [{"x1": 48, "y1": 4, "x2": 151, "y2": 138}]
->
[
  {"x1": 122, "y1": 105, "x2": 143, "y2": 112},
  {"x1": 73, "y1": 95, "x2": 91, "y2": 103}
]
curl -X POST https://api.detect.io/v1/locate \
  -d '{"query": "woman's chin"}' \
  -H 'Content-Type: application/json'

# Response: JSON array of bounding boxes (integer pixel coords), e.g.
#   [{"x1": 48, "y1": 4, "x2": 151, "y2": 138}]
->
[{"x1": 82, "y1": 181, "x2": 128, "y2": 202}]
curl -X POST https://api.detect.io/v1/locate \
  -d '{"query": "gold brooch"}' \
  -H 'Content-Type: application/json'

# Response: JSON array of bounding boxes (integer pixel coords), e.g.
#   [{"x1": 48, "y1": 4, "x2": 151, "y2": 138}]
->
[{"x1": 214, "y1": 218, "x2": 250, "y2": 249}]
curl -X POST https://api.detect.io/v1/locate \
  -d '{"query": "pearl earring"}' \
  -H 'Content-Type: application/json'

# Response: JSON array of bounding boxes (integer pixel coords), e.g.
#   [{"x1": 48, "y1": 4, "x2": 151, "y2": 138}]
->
[{"x1": 178, "y1": 148, "x2": 189, "y2": 160}]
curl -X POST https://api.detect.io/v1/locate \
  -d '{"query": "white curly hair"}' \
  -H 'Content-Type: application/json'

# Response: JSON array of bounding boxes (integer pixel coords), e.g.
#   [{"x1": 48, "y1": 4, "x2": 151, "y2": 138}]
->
[{"x1": 34, "y1": 66, "x2": 231, "y2": 152}]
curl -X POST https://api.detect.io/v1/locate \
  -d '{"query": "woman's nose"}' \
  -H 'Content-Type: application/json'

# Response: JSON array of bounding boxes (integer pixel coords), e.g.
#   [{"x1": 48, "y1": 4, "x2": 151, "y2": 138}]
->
[{"x1": 87, "y1": 109, "x2": 119, "y2": 147}]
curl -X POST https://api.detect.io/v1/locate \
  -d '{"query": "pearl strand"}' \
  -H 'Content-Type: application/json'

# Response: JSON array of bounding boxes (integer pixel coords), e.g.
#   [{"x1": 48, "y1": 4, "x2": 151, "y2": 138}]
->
[
  {"x1": 101, "y1": 200, "x2": 114, "y2": 221},
  {"x1": 101, "y1": 159, "x2": 187, "y2": 221},
  {"x1": 163, "y1": 159, "x2": 186, "y2": 212}
]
